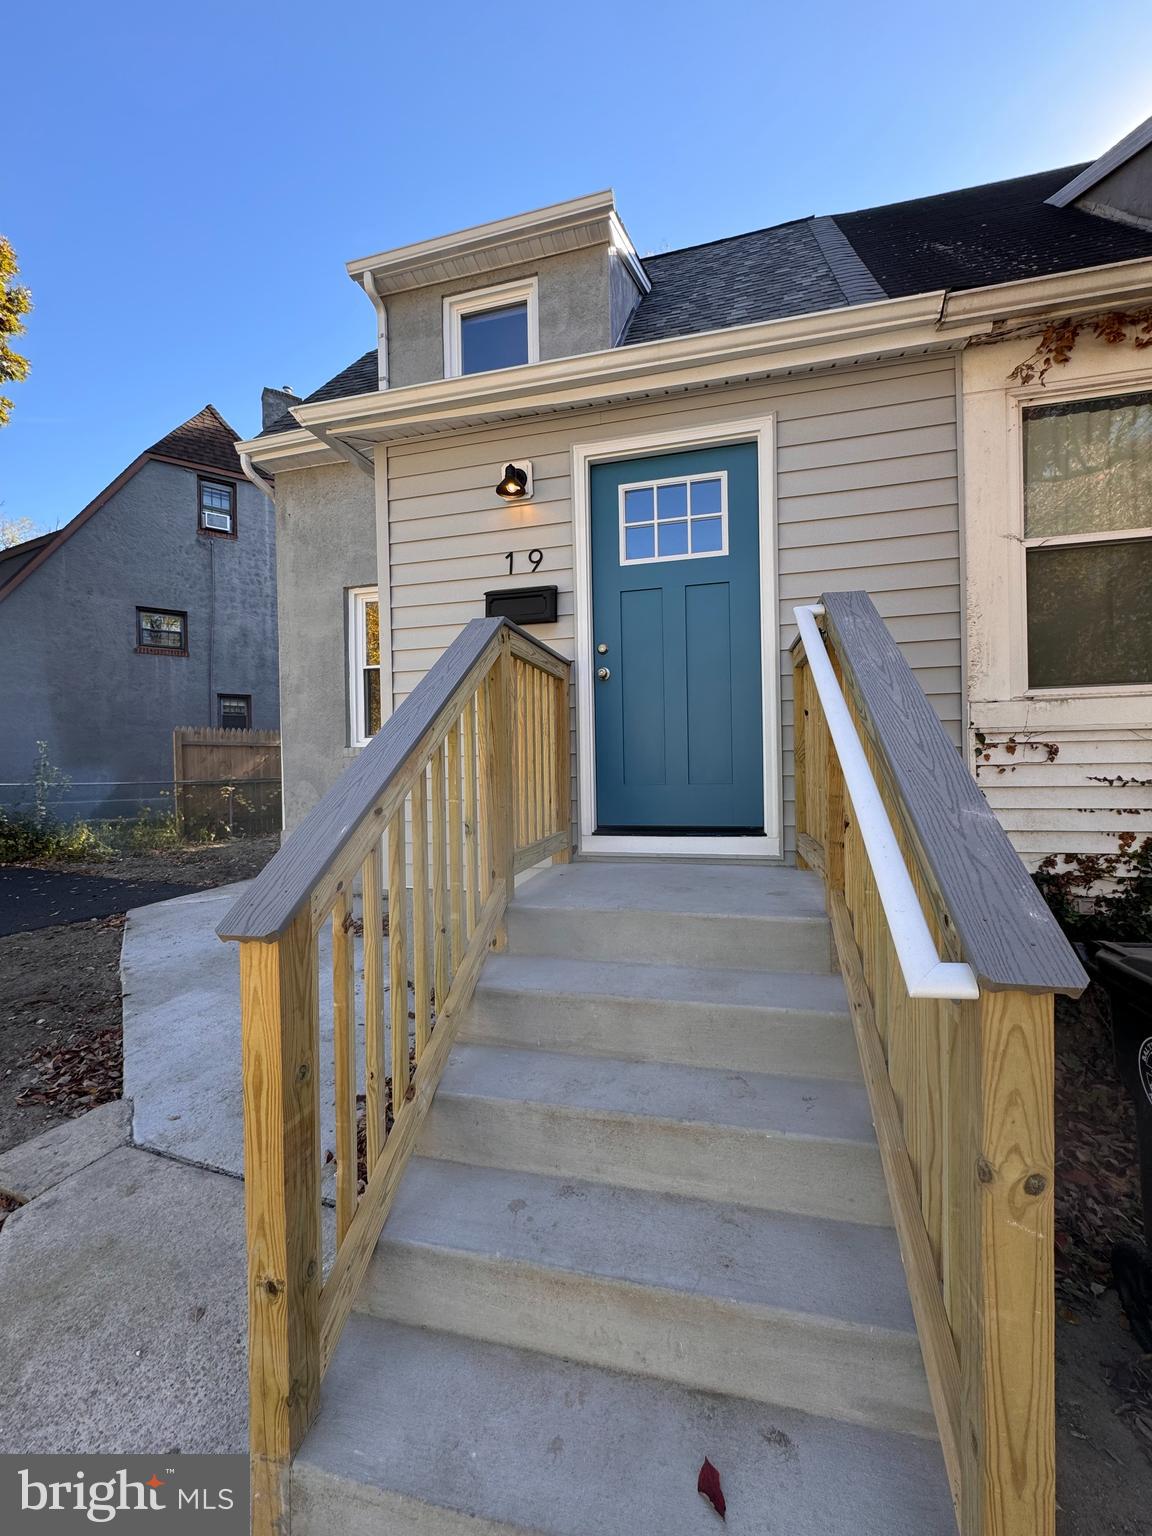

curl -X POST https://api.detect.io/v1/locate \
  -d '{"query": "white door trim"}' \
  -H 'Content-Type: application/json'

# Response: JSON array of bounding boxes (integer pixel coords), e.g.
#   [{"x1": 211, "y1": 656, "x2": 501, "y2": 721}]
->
[{"x1": 571, "y1": 415, "x2": 780, "y2": 860}]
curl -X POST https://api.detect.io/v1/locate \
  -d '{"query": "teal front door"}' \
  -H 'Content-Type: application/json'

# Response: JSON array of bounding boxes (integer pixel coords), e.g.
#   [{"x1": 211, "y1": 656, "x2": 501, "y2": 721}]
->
[{"x1": 590, "y1": 443, "x2": 764, "y2": 833}]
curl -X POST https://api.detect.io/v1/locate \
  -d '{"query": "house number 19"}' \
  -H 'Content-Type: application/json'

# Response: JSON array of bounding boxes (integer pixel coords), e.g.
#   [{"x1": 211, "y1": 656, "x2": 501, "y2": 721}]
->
[{"x1": 505, "y1": 549, "x2": 544, "y2": 574}]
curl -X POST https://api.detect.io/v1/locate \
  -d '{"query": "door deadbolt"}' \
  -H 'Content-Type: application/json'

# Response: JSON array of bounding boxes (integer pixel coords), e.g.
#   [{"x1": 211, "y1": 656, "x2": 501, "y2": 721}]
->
[
  {"x1": 597, "y1": 667, "x2": 611, "y2": 681},
  {"x1": 596, "y1": 642, "x2": 608, "y2": 654}
]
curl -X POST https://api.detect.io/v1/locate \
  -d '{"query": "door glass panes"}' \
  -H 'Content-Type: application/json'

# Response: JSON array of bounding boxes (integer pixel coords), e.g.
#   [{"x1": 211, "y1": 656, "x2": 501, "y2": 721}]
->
[
  {"x1": 459, "y1": 302, "x2": 529, "y2": 374},
  {"x1": 619, "y1": 474, "x2": 727, "y2": 564}
]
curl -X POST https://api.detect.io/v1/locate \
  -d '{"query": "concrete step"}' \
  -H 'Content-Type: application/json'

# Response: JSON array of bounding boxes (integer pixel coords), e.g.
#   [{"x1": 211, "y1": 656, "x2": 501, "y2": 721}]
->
[
  {"x1": 465, "y1": 953, "x2": 857, "y2": 1078},
  {"x1": 420, "y1": 1044, "x2": 891, "y2": 1225},
  {"x1": 507, "y1": 862, "x2": 833, "y2": 973},
  {"x1": 293, "y1": 1316, "x2": 955, "y2": 1536},
  {"x1": 359, "y1": 1158, "x2": 933, "y2": 1435}
]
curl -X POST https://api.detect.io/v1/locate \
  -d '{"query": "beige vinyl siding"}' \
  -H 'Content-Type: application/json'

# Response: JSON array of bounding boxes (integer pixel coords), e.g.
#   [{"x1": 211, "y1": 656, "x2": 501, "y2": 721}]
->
[
  {"x1": 973, "y1": 730, "x2": 1152, "y2": 864},
  {"x1": 385, "y1": 355, "x2": 962, "y2": 855}
]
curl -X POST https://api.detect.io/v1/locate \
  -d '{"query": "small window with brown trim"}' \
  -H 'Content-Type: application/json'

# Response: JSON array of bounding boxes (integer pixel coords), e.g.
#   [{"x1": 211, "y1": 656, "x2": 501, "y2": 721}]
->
[
  {"x1": 218, "y1": 694, "x2": 251, "y2": 729},
  {"x1": 199, "y1": 477, "x2": 236, "y2": 536},
  {"x1": 136, "y1": 608, "x2": 188, "y2": 655}
]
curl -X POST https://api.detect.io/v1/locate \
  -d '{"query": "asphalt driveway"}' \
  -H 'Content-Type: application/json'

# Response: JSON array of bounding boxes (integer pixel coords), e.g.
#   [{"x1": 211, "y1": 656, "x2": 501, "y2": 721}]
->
[{"x1": 0, "y1": 867, "x2": 200, "y2": 937}]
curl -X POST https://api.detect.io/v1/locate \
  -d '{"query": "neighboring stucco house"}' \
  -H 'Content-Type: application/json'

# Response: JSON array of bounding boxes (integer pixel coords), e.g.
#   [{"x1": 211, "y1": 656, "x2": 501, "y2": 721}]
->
[
  {"x1": 0, "y1": 405, "x2": 280, "y2": 818},
  {"x1": 242, "y1": 119, "x2": 1152, "y2": 864}
]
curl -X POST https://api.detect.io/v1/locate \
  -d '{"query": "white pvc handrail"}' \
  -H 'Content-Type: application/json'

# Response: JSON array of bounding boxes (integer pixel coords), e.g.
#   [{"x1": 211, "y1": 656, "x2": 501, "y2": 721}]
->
[{"x1": 794, "y1": 604, "x2": 979, "y2": 1001}]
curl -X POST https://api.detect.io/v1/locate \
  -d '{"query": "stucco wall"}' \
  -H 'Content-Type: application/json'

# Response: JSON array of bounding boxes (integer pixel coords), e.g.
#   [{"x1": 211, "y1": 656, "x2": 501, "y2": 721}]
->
[
  {"x1": 275, "y1": 462, "x2": 377, "y2": 829},
  {"x1": 385, "y1": 248, "x2": 613, "y2": 389},
  {"x1": 0, "y1": 460, "x2": 278, "y2": 817}
]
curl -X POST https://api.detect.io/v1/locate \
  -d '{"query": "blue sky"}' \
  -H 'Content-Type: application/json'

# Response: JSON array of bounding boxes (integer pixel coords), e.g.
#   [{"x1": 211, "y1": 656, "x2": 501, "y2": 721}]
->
[{"x1": 4, "y1": 0, "x2": 1152, "y2": 533}]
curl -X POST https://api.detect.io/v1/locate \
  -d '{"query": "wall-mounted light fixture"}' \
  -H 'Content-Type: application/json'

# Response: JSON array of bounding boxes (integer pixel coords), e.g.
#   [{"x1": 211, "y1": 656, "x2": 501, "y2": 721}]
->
[{"x1": 495, "y1": 460, "x2": 533, "y2": 502}]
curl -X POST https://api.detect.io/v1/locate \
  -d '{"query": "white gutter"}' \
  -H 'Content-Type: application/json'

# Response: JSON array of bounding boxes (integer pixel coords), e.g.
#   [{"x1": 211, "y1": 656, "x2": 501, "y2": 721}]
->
[
  {"x1": 793, "y1": 604, "x2": 979, "y2": 1001},
  {"x1": 361, "y1": 271, "x2": 390, "y2": 389},
  {"x1": 239, "y1": 451, "x2": 275, "y2": 503}
]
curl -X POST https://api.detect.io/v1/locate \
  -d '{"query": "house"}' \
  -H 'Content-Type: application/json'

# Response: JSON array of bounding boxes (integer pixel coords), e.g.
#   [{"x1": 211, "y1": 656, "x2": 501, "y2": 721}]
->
[
  {"x1": 217, "y1": 121, "x2": 1152, "y2": 1536},
  {"x1": 245, "y1": 126, "x2": 1152, "y2": 866},
  {"x1": 0, "y1": 405, "x2": 280, "y2": 820}
]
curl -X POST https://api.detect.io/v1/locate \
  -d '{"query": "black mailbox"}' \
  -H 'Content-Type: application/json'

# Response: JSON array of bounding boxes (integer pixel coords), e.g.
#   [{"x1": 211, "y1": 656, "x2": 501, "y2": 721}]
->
[{"x1": 485, "y1": 585, "x2": 559, "y2": 625}]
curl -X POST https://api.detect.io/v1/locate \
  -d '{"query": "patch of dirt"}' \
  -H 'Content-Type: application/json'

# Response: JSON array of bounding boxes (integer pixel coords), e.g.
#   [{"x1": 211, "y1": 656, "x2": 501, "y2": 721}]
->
[
  {"x1": 1053, "y1": 982, "x2": 1152, "y2": 1531},
  {"x1": 0, "y1": 838, "x2": 276, "y2": 1153}
]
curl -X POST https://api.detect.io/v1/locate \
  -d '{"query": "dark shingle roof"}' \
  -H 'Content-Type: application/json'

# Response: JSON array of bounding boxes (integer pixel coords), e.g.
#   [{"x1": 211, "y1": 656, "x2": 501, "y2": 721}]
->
[
  {"x1": 260, "y1": 352, "x2": 378, "y2": 435},
  {"x1": 261, "y1": 164, "x2": 1152, "y2": 419},
  {"x1": 622, "y1": 219, "x2": 850, "y2": 345},
  {"x1": 147, "y1": 403, "x2": 244, "y2": 474},
  {"x1": 832, "y1": 165, "x2": 1152, "y2": 298}
]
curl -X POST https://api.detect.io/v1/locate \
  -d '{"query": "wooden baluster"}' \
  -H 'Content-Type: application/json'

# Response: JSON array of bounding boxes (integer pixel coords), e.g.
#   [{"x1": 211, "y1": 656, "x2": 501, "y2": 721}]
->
[
  {"x1": 477, "y1": 675, "x2": 493, "y2": 901},
  {"x1": 542, "y1": 669, "x2": 554, "y2": 838},
  {"x1": 447, "y1": 719, "x2": 464, "y2": 968},
  {"x1": 238, "y1": 911, "x2": 321, "y2": 1536},
  {"x1": 387, "y1": 806, "x2": 410, "y2": 1123},
  {"x1": 331, "y1": 892, "x2": 357, "y2": 1243},
  {"x1": 464, "y1": 693, "x2": 478, "y2": 937},
  {"x1": 431, "y1": 742, "x2": 449, "y2": 1010},
  {"x1": 525, "y1": 663, "x2": 537, "y2": 848},
  {"x1": 410, "y1": 769, "x2": 431, "y2": 1063},
  {"x1": 516, "y1": 658, "x2": 528, "y2": 849},
  {"x1": 793, "y1": 653, "x2": 808, "y2": 866},
  {"x1": 362, "y1": 840, "x2": 386, "y2": 1171},
  {"x1": 535, "y1": 666, "x2": 546, "y2": 844},
  {"x1": 491, "y1": 632, "x2": 516, "y2": 946},
  {"x1": 553, "y1": 663, "x2": 572, "y2": 862}
]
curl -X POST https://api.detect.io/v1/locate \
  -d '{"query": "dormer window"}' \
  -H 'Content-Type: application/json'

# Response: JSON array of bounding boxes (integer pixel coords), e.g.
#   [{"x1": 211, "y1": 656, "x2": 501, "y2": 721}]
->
[{"x1": 444, "y1": 278, "x2": 539, "y2": 378}]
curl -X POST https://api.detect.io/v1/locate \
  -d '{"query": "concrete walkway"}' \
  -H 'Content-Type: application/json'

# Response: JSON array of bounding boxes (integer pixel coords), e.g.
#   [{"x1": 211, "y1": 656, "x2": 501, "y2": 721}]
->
[
  {"x1": 122, "y1": 881, "x2": 366, "y2": 1197},
  {"x1": 0, "y1": 1109, "x2": 247, "y2": 1454}
]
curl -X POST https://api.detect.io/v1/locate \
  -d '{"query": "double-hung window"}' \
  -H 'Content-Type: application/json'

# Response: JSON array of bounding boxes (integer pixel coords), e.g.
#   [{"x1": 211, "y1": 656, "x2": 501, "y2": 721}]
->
[
  {"x1": 199, "y1": 477, "x2": 236, "y2": 535},
  {"x1": 136, "y1": 608, "x2": 187, "y2": 654},
  {"x1": 444, "y1": 278, "x2": 539, "y2": 378},
  {"x1": 348, "y1": 587, "x2": 382, "y2": 745},
  {"x1": 1022, "y1": 389, "x2": 1152, "y2": 689}
]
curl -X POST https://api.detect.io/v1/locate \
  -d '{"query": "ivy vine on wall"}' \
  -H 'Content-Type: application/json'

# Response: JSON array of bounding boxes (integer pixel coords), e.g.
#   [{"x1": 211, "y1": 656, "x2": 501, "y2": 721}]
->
[{"x1": 1008, "y1": 308, "x2": 1152, "y2": 386}]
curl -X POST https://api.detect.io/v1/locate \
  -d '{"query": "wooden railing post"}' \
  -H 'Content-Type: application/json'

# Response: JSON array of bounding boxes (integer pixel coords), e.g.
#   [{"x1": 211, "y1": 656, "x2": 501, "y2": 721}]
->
[
  {"x1": 793, "y1": 650, "x2": 809, "y2": 869},
  {"x1": 238, "y1": 908, "x2": 321, "y2": 1536},
  {"x1": 959, "y1": 989, "x2": 1056, "y2": 1536},
  {"x1": 553, "y1": 665, "x2": 572, "y2": 863},
  {"x1": 490, "y1": 628, "x2": 516, "y2": 948}
]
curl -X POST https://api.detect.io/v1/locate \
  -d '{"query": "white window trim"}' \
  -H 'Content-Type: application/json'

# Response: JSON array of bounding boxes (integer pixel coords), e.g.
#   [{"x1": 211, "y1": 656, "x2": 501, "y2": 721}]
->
[
  {"x1": 1009, "y1": 377, "x2": 1152, "y2": 699},
  {"x1": 617, "y1": 470, "x2": 730, "y2": 565},
  {"x1": 571, "y1": 415, "x2": 780, "y2": 861},
  {"x1": 443, "y1": 276, "x2": 539, "y2": 379},
  {"x1": 348, "y1": 585, "x2": 381, "y2": 748}
]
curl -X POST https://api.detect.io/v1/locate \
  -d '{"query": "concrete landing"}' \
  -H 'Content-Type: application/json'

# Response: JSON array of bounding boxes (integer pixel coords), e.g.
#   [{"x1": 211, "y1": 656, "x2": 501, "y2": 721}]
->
[
  {"x1": 122, "y1": 881, "x2": 368, "y2": 1191},
  {"x1": 0, "y1": 1142, "x2": 247, "y2": 1454}
]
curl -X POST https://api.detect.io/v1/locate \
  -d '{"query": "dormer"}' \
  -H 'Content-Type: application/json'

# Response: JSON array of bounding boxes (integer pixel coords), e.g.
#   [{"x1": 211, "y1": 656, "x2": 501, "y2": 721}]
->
[
  {"x1": 346, "y1": 191, "x2": 649, "y2": 391},
  {"x1": 1047, "y1": 112, "x2": 1152, "y2": 233}
]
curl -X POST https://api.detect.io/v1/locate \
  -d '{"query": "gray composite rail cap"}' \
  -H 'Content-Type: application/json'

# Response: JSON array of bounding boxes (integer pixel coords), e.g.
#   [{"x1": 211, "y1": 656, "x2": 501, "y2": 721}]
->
[
  {"x1": 818, "y1": 591, "x2": 1087, "y2": 997},
  {"x1": 217, "y1": 616, "x2": 567, "y2": 944}
]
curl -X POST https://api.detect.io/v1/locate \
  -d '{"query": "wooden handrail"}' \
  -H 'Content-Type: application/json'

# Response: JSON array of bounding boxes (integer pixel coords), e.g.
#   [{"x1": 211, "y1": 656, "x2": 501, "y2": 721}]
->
[
  {"x1": 792, "y1": 592, "x2": 1084, "y2": 1536},
  {"x1": 218, "y1": 617, "x2": 572, "y2": 1534},
  {"x1": 818, "y1": 591, "x2": 1086, "y2": 996}
]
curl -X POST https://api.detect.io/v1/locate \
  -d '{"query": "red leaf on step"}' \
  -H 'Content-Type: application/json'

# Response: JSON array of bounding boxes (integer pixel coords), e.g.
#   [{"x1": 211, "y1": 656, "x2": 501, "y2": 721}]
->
[{"x1": 697, "y1": 1458, "x2": 726, "y2": 1521}]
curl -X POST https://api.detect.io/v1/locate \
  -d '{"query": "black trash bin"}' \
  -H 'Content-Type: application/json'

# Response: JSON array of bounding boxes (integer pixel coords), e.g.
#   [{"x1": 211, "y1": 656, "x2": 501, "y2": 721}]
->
[{"x1": 1082, "y1": 941, "x2": 1152, "y2": 1350}]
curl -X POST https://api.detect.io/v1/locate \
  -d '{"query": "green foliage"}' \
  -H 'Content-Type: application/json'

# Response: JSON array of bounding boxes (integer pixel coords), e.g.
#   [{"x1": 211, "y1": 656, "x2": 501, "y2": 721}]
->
[
  {"x1": 0, "y1": 236, "x2": 32, "y2": 428},
  {"x1": 0, "y1": 805, "x2": 186, "y2": 864},
  {"x1": 1034, "y1": 834, "x2": 1152, "y2": 943},
  {"x1": 31, "y1": 740, "x2": 71, "y2": 825}
]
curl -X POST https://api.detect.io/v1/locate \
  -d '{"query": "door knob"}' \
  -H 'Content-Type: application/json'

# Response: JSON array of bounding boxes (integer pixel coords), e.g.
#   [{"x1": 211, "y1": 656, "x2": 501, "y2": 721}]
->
[{"x1": 597, "y1": 667, "x2": 611, "y2": 682}]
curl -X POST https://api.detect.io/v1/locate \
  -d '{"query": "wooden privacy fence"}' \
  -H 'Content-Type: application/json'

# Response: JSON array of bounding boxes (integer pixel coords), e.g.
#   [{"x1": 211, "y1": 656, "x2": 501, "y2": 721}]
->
[
  {"x1": 216, "y1": 618, "x2": 570, "y2": 1535},
  {"x1": 792, "y1": 592, "x2": 1086, "y2": 1536},
  {"x1": 172, "y1": 727, "x2": 282, "y2": 837}
]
